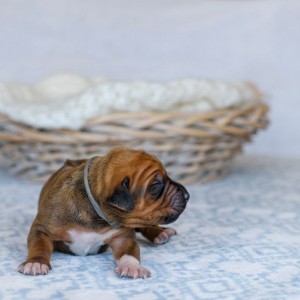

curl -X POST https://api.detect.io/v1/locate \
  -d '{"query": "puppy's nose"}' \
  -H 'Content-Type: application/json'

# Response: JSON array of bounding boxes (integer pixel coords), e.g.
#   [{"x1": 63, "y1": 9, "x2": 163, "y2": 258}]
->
[
  {"x1": 178, "y1": 183, "x2": 190, "y2": 202},
  {"x1": 183, "y1": 190, "x2": 190, "y2": 201},
  {"x1": 172, "y1": 179, "x2": 190, "y2": 202}
]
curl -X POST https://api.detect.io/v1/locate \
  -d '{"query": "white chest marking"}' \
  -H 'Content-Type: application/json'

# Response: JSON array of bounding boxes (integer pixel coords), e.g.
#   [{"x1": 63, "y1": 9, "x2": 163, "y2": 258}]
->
[{"x1": 66, "y1": 229, "x2": 119, "y2": 256}]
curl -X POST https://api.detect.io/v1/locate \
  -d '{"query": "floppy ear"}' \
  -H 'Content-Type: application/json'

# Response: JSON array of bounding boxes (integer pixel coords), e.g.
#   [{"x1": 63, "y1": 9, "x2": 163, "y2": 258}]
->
[
  {"x1": 107, "y1": 178, "x2": 134, "y2": 212},
  {"x1": 64, "y1": 159, "x2": 87, "y2": 167}
]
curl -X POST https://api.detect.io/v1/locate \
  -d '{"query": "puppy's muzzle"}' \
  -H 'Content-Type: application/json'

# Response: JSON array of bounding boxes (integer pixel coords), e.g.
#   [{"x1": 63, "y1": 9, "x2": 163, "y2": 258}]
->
[{"x1": 162, "y1": 181, "x2": 189, "y2": 225}]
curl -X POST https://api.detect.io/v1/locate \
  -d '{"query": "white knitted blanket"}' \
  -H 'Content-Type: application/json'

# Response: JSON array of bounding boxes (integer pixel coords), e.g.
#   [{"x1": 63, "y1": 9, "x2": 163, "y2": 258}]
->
[{"x1": 0, "y1": 74, "x2": 258, "y2": 130}]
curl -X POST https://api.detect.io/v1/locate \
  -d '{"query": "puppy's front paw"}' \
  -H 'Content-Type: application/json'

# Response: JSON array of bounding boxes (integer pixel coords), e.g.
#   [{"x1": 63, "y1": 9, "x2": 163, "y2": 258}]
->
[
  {"x1": 154, "y1": 228, "x2": 177, "y2": 245},
  {"x1": 18, "y1": 262, "x2": 50, "y2": 276},
  {"x1": 115, "y1": 264, "x2": 151, "y2": 279},
  {"x1": 115, "y1": 255, "x2": 151, "y2": 279}
]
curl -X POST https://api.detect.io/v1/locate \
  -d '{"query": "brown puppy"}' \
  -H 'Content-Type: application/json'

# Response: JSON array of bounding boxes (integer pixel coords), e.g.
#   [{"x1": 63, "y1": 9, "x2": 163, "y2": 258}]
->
[{"x1": 18, "y1": 147, "x2": 189, "y2": 279}]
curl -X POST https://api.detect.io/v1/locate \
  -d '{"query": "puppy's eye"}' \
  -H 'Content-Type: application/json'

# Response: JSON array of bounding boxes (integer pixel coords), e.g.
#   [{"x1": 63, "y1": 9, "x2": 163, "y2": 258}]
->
[
  {"x1": 122, "y1": 177, "x2": 129, "y2": 188},
  {"x1": 148, "y1": 181, "x2": 164, "y2": 199}
]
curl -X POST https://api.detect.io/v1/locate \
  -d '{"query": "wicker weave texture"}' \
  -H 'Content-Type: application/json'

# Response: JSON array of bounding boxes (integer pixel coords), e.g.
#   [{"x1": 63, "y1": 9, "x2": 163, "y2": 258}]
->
[{"x1": 0, "y1": 101, "x2": 268, "y2": 185}]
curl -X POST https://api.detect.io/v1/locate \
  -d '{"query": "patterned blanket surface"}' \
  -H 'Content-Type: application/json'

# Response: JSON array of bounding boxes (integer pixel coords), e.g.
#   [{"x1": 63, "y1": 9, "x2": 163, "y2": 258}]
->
[{"x1": 1, "y1": 156, "x2": 300, "y2": 300}]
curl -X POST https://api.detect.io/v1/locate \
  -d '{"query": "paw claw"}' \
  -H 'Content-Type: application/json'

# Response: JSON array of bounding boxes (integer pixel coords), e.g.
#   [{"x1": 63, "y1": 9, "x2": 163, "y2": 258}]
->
[
  {"x1": 116, "y1": 263, "x2": 150, "y2": 279},
  {"x1": 116, "y1": 255, "x2": 151, "y2": 279},
  {"x1": 18, "y1": 262, "x2": 50, "y2": 276}
]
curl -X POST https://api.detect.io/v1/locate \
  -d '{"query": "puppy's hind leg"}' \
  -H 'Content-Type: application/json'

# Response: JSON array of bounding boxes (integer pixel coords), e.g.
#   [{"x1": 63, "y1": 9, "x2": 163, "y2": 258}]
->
[
  {"x1": 136, "y1": 226, "x2": 177, "y2": 245},
  {"x1": 18, "y1": 223, "x2": 53, "y2": 276}
]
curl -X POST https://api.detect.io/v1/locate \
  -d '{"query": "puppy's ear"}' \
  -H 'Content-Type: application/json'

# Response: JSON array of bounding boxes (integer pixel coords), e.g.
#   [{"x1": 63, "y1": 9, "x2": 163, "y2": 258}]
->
[
  {"x1": 107, "y1": 177, "x2": 134, "y2": 211},
  {"x1": 64, "y1": 159, "x2": 87, "y2": 167}
]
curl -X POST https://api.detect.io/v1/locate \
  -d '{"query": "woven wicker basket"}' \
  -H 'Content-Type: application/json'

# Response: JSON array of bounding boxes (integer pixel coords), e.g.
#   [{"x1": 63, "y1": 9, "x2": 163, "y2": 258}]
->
[{"x1": 0, "y1": 96, "x2": 268, "y2": 185}]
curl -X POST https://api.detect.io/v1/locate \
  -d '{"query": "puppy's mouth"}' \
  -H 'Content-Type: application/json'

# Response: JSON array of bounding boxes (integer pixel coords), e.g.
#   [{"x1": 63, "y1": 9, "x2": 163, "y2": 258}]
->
[
  {"x1": 160, "y1": 192, "x2": 189, "y2": 225},
  {"x1": 160, "y1": 214, "x2": 180, "y2": 225}
]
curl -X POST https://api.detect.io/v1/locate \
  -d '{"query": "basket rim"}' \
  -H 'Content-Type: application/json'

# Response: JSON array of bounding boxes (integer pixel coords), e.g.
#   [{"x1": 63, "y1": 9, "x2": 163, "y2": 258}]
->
[{"x1": 0, "y1": 100, "x2": 269, "y2": 145}]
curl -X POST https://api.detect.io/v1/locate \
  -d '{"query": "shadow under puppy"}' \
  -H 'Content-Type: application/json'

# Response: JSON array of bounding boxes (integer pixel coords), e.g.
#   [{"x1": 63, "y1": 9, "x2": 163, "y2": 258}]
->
[{"x1": 18, "y1": 147, "x2": 189, "y2": 279}]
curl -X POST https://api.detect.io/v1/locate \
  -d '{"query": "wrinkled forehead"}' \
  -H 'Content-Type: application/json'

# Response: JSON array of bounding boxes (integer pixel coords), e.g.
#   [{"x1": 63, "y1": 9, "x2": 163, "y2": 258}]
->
[
  {"x1": 108, "y1": 149, "x2": 166, "y2": 182},
  {"x1": 133, "y1": 150, "x2": 163, "y2": 167},
  {"x1": 132, "y1": 153, "x2": 166, "y2": 180}
]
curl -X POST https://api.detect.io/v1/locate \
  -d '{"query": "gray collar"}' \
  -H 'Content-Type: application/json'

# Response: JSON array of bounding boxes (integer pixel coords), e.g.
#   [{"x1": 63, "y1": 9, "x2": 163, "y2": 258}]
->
[{"x1": 83, "y1": 156, "x2": 120, "y2": 227}]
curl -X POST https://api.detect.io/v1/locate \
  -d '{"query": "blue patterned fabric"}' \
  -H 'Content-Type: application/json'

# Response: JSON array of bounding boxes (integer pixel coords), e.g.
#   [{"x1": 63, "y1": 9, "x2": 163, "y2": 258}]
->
[{"x1": 1, "y1": 156, "x2": 300, "y2": 300}]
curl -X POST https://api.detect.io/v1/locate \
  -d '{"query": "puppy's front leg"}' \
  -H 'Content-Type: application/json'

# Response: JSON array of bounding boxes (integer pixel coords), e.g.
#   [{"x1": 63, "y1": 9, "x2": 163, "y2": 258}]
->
[
  {"x1": 18, "y1": 223, "x2": 53, "y2": 275},
  {"x1": 109, "y1": 232, "x2": 151, "y2": 279},
  {"x1": 137, "y1": 226, "x2": 177, "y2": 245}
]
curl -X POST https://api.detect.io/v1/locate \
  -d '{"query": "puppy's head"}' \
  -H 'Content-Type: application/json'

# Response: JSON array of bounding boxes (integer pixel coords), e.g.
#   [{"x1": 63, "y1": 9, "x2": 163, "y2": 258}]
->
[{"x1": 89, "y1": 147, "x2": 189, "y2": 227}]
